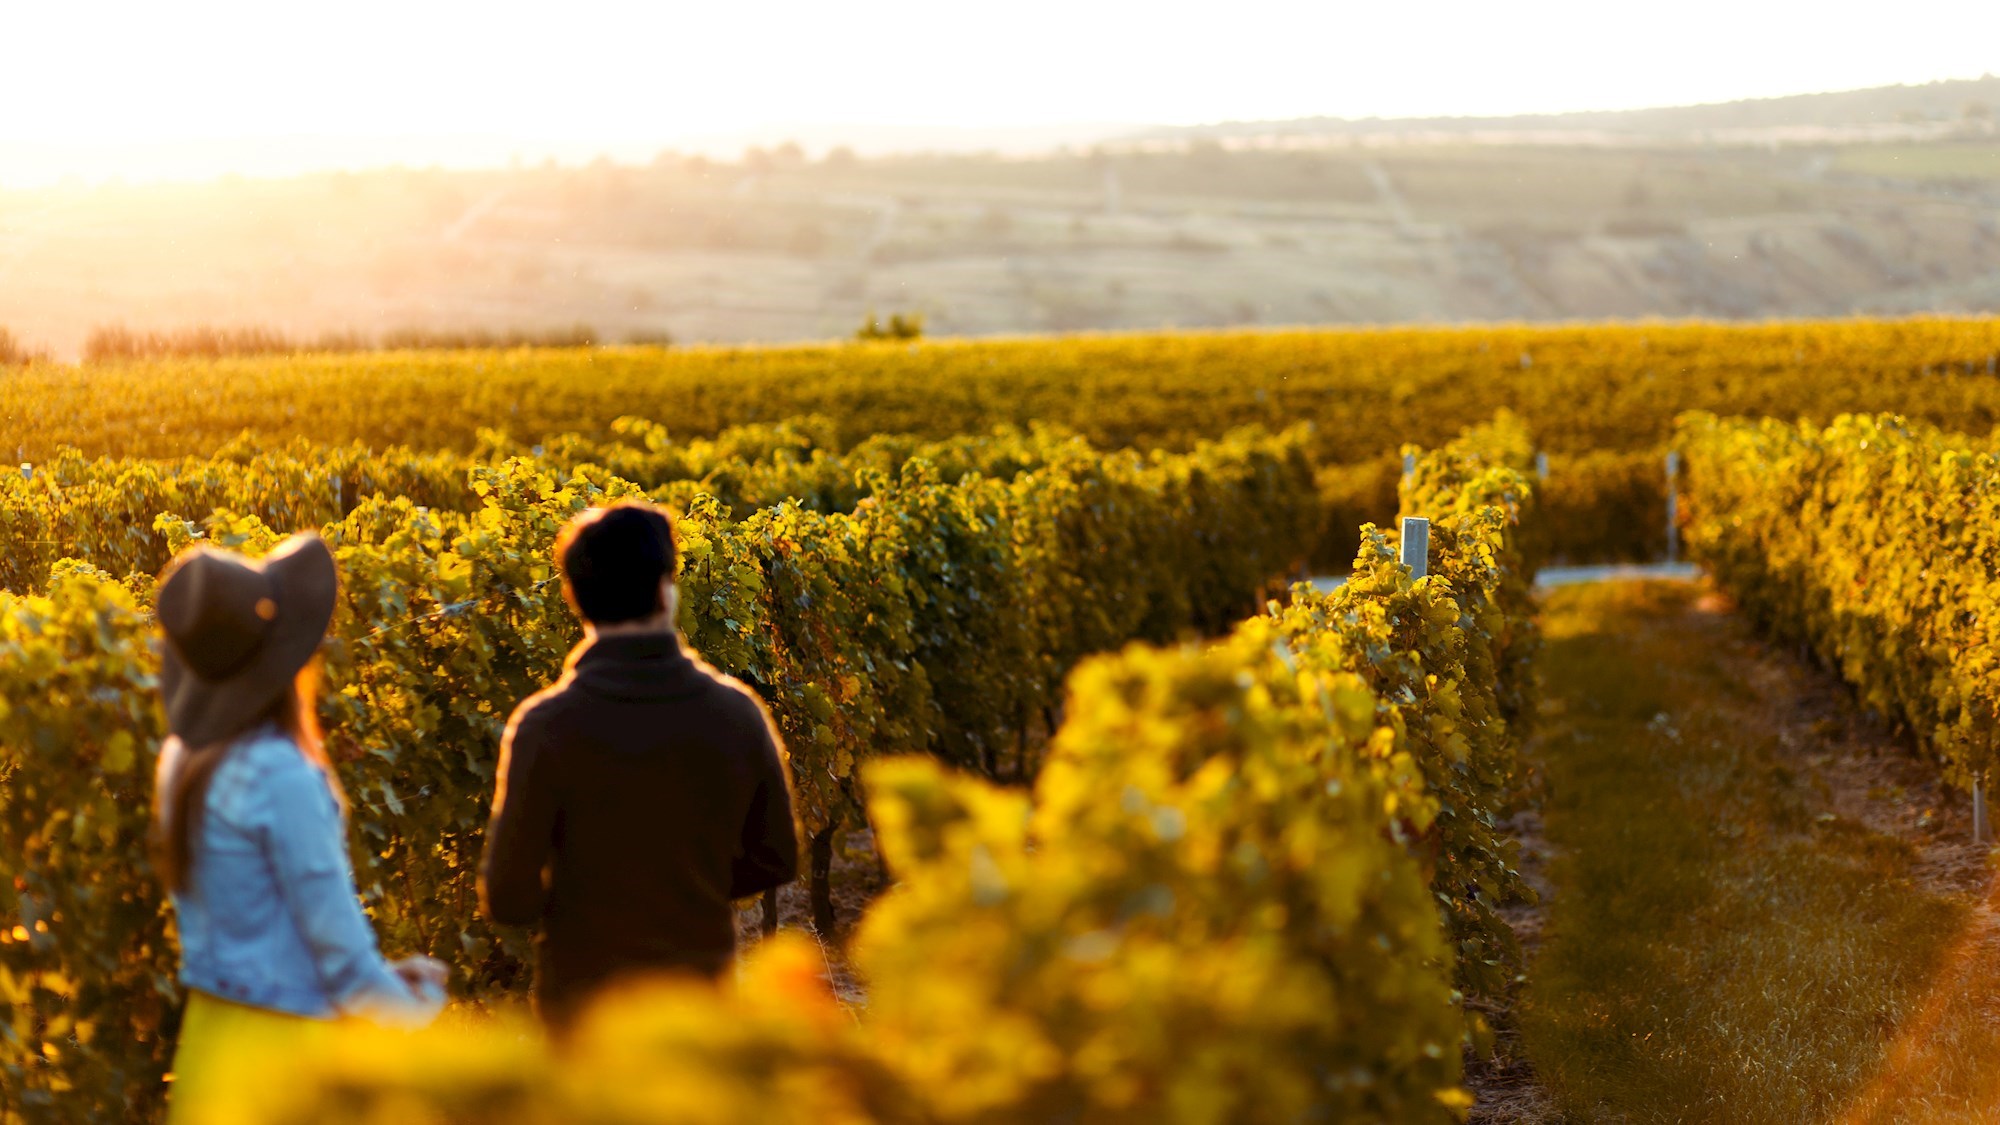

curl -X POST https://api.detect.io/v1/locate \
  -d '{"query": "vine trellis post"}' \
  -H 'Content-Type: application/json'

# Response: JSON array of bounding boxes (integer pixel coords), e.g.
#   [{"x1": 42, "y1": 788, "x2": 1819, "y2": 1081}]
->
[
  {"x1": 1400, "y1": 516, "x2": 1430, "y2": 581},
  {"x1": 1666, "y1": 450, "x2": 1682, "y2": 566},
  {"x1": 1974, "y1": 729, "x2": 1992, "y2": 848}
]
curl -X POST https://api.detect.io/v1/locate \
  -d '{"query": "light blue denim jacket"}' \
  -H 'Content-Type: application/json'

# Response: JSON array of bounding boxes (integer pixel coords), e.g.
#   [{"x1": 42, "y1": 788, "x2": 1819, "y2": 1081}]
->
[{"x1": 164, "y1": 726, "x2": 434, "y2": 1023}]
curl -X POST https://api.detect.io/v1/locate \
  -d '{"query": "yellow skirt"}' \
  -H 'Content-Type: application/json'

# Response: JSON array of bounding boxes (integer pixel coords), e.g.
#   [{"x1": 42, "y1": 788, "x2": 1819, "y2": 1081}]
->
[{"x1": 166, "y1": 990, "x2": 333, "y2": 1123}]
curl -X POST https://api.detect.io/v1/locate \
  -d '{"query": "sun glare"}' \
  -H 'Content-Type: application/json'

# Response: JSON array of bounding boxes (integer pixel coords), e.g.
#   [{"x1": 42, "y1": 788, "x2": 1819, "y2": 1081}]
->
[{"x1": 1, "y1": 0, "x2": 1995, "y2": 185}]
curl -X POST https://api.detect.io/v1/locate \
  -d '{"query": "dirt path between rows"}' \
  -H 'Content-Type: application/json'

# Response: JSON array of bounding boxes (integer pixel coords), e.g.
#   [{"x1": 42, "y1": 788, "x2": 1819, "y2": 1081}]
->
[
  {"x1": 1474, "y1": 579, "x2": 2000, "y2": 1123},
  {"x1": 1465, "y1": 793, "x2": 1561, "y2": 1124}
]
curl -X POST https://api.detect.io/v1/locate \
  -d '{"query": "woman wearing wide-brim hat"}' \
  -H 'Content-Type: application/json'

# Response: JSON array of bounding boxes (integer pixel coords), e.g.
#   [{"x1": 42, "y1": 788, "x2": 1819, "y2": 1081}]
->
[{"x1": 149, "y1": 532, "x2": 445, "y2": 1119}]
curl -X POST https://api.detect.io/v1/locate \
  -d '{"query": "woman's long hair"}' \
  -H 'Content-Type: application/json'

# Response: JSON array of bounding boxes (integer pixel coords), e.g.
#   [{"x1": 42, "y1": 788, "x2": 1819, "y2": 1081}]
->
[{"x1": 151, "y1": 660, "x2": 343, "y2": 892}]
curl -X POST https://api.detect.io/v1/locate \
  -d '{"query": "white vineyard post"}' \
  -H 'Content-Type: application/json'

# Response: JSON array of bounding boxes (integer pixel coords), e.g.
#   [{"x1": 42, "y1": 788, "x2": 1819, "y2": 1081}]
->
[
  {"x1": 1402, "y1": 451, "x2": 1416, "y2": 485},
  {"x1": 1665, "y1": 450, "x2": 1682, "y2": 565},
  {"x1": 1401, "y1": 516, "x2": 1430, "y2": 580},
  {"x1": 1535, "y1": 451, "x2": 1549, "y2": 481},
  {"x1": 1976, "y1": 772, "x2": 1990, "y2": 847}
]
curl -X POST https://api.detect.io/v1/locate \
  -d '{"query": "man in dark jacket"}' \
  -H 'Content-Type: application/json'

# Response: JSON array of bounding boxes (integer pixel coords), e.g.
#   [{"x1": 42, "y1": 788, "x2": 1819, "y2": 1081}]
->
[{"x1": 479, "y1": 501, "x2": 799, "y2": 1028}]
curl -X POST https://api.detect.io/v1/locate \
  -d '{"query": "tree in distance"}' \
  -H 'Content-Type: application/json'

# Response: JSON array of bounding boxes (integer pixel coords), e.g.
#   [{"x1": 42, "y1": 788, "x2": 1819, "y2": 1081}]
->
[{"x1": 856, "y1": 311, "x2": 925, "y2": 341}]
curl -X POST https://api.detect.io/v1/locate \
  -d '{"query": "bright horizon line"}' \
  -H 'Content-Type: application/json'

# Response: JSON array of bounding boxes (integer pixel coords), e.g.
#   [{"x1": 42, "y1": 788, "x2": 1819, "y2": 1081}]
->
[
  {"x1": 5, "y1": 64, "x2": 1998, "y2": 191},
  {"x1": 8, "y1": 0, "x2": 1996, "y2": 190}
]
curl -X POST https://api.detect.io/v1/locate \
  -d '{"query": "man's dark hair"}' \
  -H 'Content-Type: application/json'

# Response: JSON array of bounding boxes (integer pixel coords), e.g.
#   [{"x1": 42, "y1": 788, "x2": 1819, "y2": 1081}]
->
[{"x1": 556, "y1": 502, "x2": 679, "y2": 625}]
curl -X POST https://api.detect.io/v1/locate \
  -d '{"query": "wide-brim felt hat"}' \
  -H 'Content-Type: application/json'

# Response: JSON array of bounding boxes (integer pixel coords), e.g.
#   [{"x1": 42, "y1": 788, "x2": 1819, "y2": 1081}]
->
[{"x1": 157, "y1": 533, "x2": 338, "y2": 748}]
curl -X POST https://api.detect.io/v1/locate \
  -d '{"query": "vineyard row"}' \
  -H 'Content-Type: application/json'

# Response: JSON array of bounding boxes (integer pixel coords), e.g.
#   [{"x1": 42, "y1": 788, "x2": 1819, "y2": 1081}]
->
[
  {"x1": 0, "y1": 424, "x2": 1322, "y2": 1118},
  {"x1": 1681, "y1": 411, "x2": 2000, "y2": 790},
  {"x1": 184, "y1": 416, "x2": 1542, "y2": 1124},
  {"x1": 4, "y1": 318, "x2": 1999, "y2": 567}
]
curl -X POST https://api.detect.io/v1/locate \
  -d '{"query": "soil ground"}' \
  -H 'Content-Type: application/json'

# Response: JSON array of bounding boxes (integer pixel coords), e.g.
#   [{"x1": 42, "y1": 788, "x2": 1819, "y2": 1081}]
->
[{"x1": 734, "y1": 826, "x2": 886, "y2": 1009}]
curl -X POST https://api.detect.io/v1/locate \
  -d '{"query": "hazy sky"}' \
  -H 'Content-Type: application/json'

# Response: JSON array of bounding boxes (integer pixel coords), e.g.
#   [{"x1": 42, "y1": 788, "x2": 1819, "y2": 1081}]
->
[{"x1": 3, "y1": 0, "x2": 1996, "y2": 184}]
